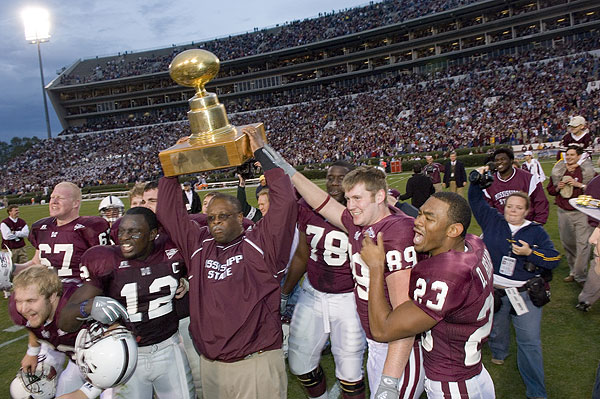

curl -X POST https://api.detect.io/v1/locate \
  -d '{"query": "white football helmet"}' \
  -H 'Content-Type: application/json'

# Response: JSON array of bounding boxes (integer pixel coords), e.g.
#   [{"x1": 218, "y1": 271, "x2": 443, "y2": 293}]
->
[
  {"x1": 9, "y1": 356, "x2": 58, "y2": 399},
  {"x1": 75, "y1": 322, "x2": 138, "y2": 389},
  {"x1": 0, "y1": 249, "x2": 13, "y2": 290},
  {"x1": 98, "y1": 196, "x2": 125, "y2": 223}
]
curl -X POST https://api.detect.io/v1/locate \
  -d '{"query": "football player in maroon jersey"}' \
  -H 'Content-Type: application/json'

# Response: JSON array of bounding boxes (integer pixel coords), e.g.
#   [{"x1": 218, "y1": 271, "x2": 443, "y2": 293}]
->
[
  {"x1": 283, "y1": 161, "x2": 368, "y2": 399},
  {"x1": 264, "y1": 147, "x2": 423, "y2": 399},
  {"x1": 361, "y1": 192, "x2": 496, "y2": 399},
  {"x1": 59, "y1": 207, "x2": 195, "y2": 399},
  {"x1": 16, "y1": 182, "x2": 110, "y2": 283},
  {"x1": 10, "y1": 266, "x2": 104, "y2": 398}
]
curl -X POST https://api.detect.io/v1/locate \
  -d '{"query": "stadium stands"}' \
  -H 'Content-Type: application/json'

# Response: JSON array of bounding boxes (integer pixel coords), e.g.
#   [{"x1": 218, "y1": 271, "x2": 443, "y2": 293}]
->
[{"x1": 2, "y1": 49, "x2": 598, "y2": 194}]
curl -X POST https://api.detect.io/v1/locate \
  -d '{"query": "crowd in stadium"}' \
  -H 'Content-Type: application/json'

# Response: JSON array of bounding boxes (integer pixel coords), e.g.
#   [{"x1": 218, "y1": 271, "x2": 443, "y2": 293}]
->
[
  {"x1": 58, "y1": 0, "x2": 482, "y2": 85},
  {"x1": 58, "y1": 34, "x2": 600, "y2": 137},
  {"x1": 4, "y1": 48, "x2": 598, "y2": 195}
]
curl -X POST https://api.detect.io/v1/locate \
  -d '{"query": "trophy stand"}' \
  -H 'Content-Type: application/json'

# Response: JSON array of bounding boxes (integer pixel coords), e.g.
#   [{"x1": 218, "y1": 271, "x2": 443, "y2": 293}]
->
[{"x1": 159, "y1": 49, "x2": 266, "y2": 176}]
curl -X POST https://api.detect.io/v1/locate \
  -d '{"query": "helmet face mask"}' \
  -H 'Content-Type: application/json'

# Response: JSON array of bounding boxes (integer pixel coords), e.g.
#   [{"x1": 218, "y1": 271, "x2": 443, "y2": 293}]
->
[
  {"x1": 98, "y1": 196, "x2": 125, "y2": 223},
  {"x1": 75, "y1": 322, "x2": 138, "y2": 389},
  {"x1": 10, "y1": 355, "x2": 57, "y2": 399}
]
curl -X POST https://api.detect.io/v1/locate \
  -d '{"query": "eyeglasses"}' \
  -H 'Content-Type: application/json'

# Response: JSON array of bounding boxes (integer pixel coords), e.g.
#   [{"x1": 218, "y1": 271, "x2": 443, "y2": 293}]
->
[
  {"x1": 207, "y1": 213, "x2": 234, "y2": 223},
  {"x1": 118, "y1": 231, "x2": 143, "y2": 239}
]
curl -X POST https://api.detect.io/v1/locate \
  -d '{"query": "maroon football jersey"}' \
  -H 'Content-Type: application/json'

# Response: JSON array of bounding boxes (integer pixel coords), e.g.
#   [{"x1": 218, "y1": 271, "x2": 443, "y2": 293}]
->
[
  {"x1": 80, "y1": 239, "x2": 186, "y2": 346},
  {"x1": 156, "y1": 168, "x2": 298, "y2": 361},
  {"x1": 29, "y1": 216, "x2": 110, "y2": 282},
  {"x1": 342, "y1": 207, "x2": 419, "y2": 340},
  {"x1": 9, "y1": 284, "x2": 81, "y2": 359},
  {"x1": 297, "y1": 200, "x2": 354, "y2": 294},
  {"x1": 483, "y1": 167, "x2": 549, "y2": 224},
  {"x1": 561, "y1": 131, "x2": 593, "y2": 150},
  {"x1": 411, "y1": 234, "x2": 494, "y2": 382}
]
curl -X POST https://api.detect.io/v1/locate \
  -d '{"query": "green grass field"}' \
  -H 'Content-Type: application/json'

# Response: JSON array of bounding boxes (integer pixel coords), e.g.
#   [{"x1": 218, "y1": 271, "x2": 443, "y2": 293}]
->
[{"x1": 1, "y1": 161, "x2": 599, "y2": 398}]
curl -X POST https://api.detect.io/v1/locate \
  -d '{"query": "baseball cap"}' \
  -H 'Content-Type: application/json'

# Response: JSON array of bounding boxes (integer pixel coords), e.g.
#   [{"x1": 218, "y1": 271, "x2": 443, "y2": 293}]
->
[
  {"x1": 183, "y1": 181, "x2": 192, "y2": 186},
  {"x1": 568, "y1": 115, "x2": 586, "y2": 127},
  {"x1": 524, "y1": 151, "x2": 533, "y2": 156}
]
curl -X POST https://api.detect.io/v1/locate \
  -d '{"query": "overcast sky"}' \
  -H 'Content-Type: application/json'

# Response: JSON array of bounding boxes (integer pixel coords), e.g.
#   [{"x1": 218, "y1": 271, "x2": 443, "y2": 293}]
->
[{"x1": 0, "y1": 0, "x2": 370, "y2": 143}]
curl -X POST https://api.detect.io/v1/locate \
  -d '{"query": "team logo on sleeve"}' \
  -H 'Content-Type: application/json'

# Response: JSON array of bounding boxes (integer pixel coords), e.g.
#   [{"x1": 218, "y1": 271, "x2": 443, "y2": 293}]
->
[
  {"x1": 40, "y1": 225, "x2": 47, "y2": 230},
  {"x1": 165, "y1": 249, "x2": 179, "y2": 259},
  {"x1": 119, "y1": 261, "x2": 130, "y2": 269},
  {"x1": 74, "y1": 224, "x2": 86, "y2": 230}
]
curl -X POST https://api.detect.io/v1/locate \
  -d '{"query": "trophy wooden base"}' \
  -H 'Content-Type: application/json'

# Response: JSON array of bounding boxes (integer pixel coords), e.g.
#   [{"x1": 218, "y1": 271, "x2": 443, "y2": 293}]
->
[{"x1": 159, "y1": 123, "x2": 265, "y2": 176}]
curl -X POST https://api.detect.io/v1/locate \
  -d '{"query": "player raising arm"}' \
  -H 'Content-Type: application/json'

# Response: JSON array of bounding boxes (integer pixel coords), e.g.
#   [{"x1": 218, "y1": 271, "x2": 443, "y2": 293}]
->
[
  {"x1": 361, "y1": 192, "x2": 495, "y2": 399},
  {"x1": 264, "y1": 146, "x2": 423, "y2": 399}
]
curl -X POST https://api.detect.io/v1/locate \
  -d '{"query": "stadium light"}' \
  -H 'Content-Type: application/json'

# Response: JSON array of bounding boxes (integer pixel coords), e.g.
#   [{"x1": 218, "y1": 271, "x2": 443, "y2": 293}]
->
[{"x1": 22, "y1": 7, "x2": 52, "y2": 139}]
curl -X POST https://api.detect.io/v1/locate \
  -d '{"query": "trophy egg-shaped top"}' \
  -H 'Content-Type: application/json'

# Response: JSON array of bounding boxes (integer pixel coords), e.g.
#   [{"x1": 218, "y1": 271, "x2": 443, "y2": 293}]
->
[{"x1": 169, "y1": 49, "x2": 220, "y2": 89}]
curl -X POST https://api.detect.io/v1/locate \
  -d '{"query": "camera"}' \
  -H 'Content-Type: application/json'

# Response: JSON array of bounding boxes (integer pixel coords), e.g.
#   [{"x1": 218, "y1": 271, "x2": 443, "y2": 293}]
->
[
  {"x1": 236, "y1": 159, "x2": 256, "y2": 180},
  {"x1": 469, "y1": 162, "x2": 497, "y2": 189}
]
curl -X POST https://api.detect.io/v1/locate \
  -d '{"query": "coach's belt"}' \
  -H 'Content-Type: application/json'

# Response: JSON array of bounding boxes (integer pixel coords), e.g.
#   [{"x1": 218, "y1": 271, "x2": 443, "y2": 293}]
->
[{"x1": 220, "y1": 350, "x2": 267, "y2": 363}]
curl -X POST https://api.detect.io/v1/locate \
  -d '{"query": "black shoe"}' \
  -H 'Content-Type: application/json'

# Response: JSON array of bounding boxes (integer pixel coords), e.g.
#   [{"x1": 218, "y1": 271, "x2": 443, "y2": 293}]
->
[{"x1": 576, "y1": 302, "x2": 591, "y2": 312}]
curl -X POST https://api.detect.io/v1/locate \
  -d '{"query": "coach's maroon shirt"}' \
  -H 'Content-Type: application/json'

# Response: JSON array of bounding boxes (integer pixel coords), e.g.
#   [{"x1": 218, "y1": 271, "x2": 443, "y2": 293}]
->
[
  {"x1": 29, "y1": 216, "x2": 110, "y2": 283},
  {"x1": 343, "y1": 207, "x2": 419, "y2": 340},
  {"x1": 483, "y1": 167, "x2": 549, "y2": 224},
  {"x1": 80, "y1": 237, "x2": 185, "y2": 346},
  {"x1": 297, "y1": 200, "x2": 354, "y2": 293},
  {"x1": 10, "y1": 283, "x2": 80, "y2": 359},
  {"x1": 411, "y1": 234, "x2": 494, "y2": 382},
  {"x1": 156, "y1": 168, "x2": 297, "y2": 361}
]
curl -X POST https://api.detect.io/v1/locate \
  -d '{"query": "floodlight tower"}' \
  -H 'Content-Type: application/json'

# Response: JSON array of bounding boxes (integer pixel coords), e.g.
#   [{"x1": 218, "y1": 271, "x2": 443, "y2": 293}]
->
[{"x1": 22, "y1": 7, "x2": 52, "y2": 139}]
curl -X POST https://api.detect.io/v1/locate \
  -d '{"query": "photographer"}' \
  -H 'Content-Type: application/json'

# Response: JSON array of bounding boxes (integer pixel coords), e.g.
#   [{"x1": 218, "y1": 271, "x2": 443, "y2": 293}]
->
[{"x1": 469, "y1": 166, "x2": 560, "y2": 399}]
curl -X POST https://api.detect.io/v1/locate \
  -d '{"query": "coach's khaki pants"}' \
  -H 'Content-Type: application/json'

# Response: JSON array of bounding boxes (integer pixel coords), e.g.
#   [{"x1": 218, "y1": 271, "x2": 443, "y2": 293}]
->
[
  {"x1": 447, "y1": 181, "x2": 464, "y2": 195},
  {"x1": 200, "y1": 349, "x2": 286, "y2": 399},
  {"x1": 558, "y1": 208, "x2": 593, "y2": 282},
  {"x1": 9, "y1": 247, "x2": 28, "y2": 264}
]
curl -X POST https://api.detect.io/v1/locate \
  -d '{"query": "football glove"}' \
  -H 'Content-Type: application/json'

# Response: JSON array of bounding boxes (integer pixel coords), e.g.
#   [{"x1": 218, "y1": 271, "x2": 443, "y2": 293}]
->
[
  {"x1": 375, "y1": 375, "x2": 400, "y2": 399},
  {"x1": 261, "y1": 145, "x2": 296, "y2": 177},
  {"x1": 89, "y1": 296, "x2": 129, "y2": 325}
]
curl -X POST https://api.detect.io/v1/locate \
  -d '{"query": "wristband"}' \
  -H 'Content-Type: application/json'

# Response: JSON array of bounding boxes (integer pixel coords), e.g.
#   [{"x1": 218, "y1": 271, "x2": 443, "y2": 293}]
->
[
  {"x1": 80, "y1": 382, "x2": 103, "y2": 399},
  {"x1": 80, "y1": 299, "x2": 90, "y2": 318},
  {"x1": 314, "y1": 195, "x2": 331, "y2": 213},
  {"x1": 27, "y1": 345, "x2": 41, "y2": 356}
]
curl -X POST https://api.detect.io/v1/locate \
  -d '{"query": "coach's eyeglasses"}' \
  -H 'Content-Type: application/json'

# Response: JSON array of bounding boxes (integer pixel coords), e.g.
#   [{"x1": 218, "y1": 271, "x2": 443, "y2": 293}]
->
[{"x1": 207, "y1": 213, "x2": 235, "y2": 223}]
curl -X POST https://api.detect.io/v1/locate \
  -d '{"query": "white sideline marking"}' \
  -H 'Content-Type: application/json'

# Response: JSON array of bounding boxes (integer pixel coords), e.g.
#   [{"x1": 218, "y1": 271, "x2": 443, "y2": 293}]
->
[
  {"x1": 0, "y1": 333, "x2": 27, "y2": 349},
  {"x1": 4, "y1": 325, "x2": 24, "y2": 332}
]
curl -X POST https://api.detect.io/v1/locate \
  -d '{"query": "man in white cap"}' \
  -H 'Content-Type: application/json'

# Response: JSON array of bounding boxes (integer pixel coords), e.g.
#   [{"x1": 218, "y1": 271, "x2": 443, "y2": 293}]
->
[
  {"x1": 521, "y1": 151, "x2": 546, "y2": 184},
  {"x1": 552, "y1": 115, "x2": 594, "y2": 188}
]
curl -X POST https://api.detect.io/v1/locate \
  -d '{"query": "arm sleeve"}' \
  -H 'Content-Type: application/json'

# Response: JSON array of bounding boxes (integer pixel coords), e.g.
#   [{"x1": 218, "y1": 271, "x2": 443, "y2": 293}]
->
[
  {"x1": 546, "y1": 178, "x2": 559, "y2": 197},
  {"x1": 157, "y1": 177, "x2": 206, "y2": 260},
  {"x1": 237, "y1": 185, "x2": 252, "y2": 216},
  {"x1": 398, "y1": 179, "x2": 413, "y2": 201},
  {"x1": 16, "y1": 224, "x2": 29, "y2": 238},
  {"x1": 528, "y1": 183, "x2": 549, "y2": 224},
  {"x1": 251, "y1": 168, "x2": 298, "y2": 275},
  {"x1": 525, "y1": 228, "x2": 560, "y2": 270},
  {"x1": 0, "y1": 223, "x2": 16, "y2": 240},
  {"x1": 468, "y1": 184, "x2": 501, "y2": 232}
]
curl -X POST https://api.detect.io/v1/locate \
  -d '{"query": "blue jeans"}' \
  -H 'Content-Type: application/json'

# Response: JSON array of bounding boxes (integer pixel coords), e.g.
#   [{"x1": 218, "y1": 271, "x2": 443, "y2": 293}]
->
[
  {"x1": 593, "y1": 361, "x2": 600, "y2": 399},
  {"x1": 489, "y1": 291, "x2": 546, "y2": 399}
]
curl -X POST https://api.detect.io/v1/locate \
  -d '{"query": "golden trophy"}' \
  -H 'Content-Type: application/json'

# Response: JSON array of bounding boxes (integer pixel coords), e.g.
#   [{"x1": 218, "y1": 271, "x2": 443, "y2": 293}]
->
[{"x1": 159, "y1": 49, "x2": 266, "y2": 176}]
